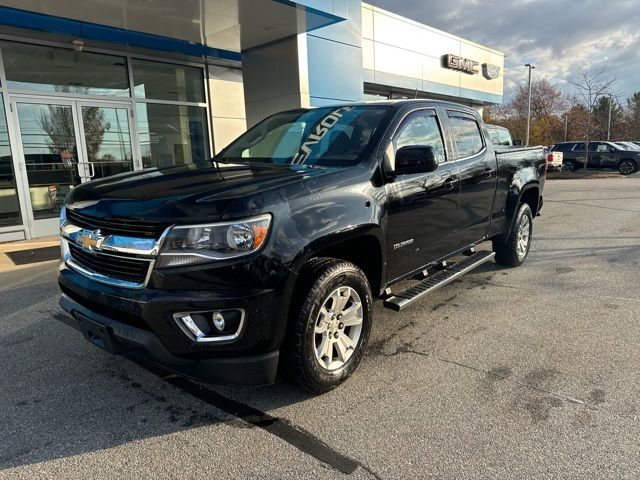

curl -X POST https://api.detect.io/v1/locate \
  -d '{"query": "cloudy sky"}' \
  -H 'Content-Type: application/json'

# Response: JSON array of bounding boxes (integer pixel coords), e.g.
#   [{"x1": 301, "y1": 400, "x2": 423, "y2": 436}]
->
[{"x1": 368, "y1": 0, "x2": 640, "y2": 102}]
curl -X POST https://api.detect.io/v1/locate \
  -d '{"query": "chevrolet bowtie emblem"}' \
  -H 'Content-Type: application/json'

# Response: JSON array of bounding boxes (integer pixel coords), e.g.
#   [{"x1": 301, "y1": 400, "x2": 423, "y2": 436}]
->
[{"x1": 78, "y1": 229, "x2": 105, "y2": 252}]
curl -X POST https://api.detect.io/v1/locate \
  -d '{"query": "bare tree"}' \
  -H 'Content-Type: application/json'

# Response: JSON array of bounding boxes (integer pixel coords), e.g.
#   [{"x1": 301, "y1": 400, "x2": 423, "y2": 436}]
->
[{"x1": 568, "y1": 67, "x2": 616, "y2": 168}]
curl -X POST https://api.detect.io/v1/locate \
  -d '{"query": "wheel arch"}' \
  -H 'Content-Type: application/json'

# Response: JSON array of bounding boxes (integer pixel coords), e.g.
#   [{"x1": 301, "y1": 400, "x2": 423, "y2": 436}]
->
[{"x1": 292, "y1": 226, "x2": 386, "y2": 296}]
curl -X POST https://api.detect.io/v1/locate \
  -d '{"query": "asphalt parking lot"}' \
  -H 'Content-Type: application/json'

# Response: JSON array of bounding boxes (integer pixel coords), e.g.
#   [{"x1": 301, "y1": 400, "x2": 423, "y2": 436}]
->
[{"x1": 2, "y1": 176, "x2": 640, "y2": 479}]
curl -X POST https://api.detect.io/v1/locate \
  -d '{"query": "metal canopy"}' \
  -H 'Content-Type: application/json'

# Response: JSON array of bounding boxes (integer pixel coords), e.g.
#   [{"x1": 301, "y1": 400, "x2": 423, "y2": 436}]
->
[{"x1": 0, "y1": 0, "x2": 344, "y2": 54}]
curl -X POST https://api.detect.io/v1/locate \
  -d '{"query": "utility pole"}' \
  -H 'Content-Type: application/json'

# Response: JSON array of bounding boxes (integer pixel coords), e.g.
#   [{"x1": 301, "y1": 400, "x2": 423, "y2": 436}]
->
[
  {"x1": 525, "y1": 63, "x2": 535, "y2": 146},
  {"x1": 564, "y1": 115, "x2": 568, "y2": 142},
  {"x1": 607, "y1": 94, "x2": 613, "y2": 141}
]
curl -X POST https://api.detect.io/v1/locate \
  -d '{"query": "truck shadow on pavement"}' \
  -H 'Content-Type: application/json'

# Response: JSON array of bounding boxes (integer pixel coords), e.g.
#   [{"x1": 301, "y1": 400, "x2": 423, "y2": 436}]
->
[
  {"x1": 0, "y1": 257, "x2": 574, "y2": 476},
  {"x1": 0, "y1": 292, "x2": 376, "y2": 477}
]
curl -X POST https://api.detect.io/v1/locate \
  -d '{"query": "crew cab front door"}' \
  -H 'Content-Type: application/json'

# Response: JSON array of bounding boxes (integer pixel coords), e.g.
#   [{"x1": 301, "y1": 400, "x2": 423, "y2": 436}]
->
[{"x1": 385, "y1": 109, "x2": 462, "y2": 281}]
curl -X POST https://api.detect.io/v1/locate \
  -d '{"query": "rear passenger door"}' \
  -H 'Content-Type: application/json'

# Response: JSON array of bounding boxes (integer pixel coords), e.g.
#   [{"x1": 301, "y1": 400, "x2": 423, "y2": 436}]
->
[
  {"x1": 385, "y1": 109, "x2": 463, "y2": 281},
  {"x1": 445, "y1": 109, "x2": 497, "y2": 247}
]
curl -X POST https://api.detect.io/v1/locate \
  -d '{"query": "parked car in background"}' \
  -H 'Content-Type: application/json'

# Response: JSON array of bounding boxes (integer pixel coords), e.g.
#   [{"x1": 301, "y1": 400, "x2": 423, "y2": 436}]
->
[
  {"x1": 632, "y1": 141, "x2": 640, "y2": 148},
  {"x1": 544, "y1": 146, "x2": 563, "y2": 171},
  {"x1": 486, "y1": 124, "x2": 514, "y2": 147},
  {"x1": 614, "y1": 141, "x2": 640, "y2": 151},
  {"x1": 551, "y1": 141, "x2": 639, "y2": 175}
]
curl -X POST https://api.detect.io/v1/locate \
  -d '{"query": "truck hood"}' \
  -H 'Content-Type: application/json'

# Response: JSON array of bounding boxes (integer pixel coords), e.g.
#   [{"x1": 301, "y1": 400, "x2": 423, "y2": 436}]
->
[{"x1": 65, "y1": 161, "x2": 342, "y2": 225}]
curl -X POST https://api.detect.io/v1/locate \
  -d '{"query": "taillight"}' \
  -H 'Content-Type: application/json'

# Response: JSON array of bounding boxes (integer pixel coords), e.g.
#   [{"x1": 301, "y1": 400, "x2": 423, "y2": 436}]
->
[{"x1": 545, "y1": 153, "x2": 552, "y2": 174}]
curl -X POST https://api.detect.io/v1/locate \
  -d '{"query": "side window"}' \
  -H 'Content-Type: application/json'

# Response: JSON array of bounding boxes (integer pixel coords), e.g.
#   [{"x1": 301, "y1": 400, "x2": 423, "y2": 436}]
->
[
  {"x1": 498, "y1": 129, "x2": 513, "y2": 146},
  {"x1": 573, "y1": 142, "x2": 585, "y2": 152},
  {"x1": 393, "y1": 111, "x2": 446, "y2": 165},
  {"x1": 448, "y1": 112, "x2": 484, "y2": 157},
  {"x1": 487, "y1": 126, "x2": 499, "y2": 145}
]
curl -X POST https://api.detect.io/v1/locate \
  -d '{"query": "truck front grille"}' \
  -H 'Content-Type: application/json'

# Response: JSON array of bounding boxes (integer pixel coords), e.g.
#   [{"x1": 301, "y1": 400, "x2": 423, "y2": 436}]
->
[
  {"x1": 68, "y1": 243, "x2": 152, "y2": 286},
  {"x1": 66, "y1": 209, "x2": 167, "y2": 239}
]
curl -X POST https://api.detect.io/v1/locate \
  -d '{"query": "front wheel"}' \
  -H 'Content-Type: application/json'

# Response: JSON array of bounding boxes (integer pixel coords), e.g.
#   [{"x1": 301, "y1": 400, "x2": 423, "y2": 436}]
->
[
  {"x1": 493, "y1": 203, "x2": 533, "y2": 267},
  {"x1": 618, "y1": 160, "x2": 637, "y2": 176},
  {"x1": 286, "y1": 258, "x2": 373, "y2": 393}
]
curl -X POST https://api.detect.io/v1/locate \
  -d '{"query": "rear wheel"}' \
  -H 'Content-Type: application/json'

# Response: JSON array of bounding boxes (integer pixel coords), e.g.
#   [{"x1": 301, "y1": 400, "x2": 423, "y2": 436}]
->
[
  {"x1": 286, "y1": 258, "x2": 372, "y2": 393},
  {"x1": 618, "y1": 159, "x2": 637, "y2": 175},
  {"x1": 563, "y1": 160, "x2": 576, "y2": 172},
  {"x1": 493, "y1": 203, "x2": 533, "y2": 267}
]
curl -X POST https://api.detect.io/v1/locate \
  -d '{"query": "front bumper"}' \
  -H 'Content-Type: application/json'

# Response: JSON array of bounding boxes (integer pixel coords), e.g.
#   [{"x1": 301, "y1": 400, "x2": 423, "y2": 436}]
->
[{"x1": 58, "y1": 293, "x2": 280, "y2": 385}]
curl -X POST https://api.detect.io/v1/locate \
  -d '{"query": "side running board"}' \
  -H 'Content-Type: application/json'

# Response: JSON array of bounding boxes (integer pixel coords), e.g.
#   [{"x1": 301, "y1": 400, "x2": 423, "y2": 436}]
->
[{"x1": 383, "y1": 251, "x2": 496, "y2": 312}]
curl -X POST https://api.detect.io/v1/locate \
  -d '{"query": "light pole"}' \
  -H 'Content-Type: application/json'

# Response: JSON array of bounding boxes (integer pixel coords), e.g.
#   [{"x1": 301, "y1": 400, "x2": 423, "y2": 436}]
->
[
  {"x1": 607, "y1": 94, "x2": 613, "y2": 141},
  {"x1": 564, "y1": 114, "x2": 568, "y2": 142},
  {"x1": 524, "y1": 64, "x2": 535, "y2": 146}
]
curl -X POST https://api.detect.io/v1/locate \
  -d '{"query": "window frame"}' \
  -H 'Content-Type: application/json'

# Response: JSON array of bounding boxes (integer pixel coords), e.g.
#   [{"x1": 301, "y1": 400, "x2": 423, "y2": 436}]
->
[
  {"x1": 386, "y1": 108, "x2": 448, "y2": 171},
  {"x1": 446, "y1": 109, "x2": 486, "y2": 160},
  {"x1": 572, "y1": 142, "x2": 586, "y2": 152}
]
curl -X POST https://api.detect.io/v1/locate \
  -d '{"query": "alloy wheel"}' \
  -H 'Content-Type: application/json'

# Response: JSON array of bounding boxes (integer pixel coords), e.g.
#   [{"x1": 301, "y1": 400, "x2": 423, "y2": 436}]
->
[
  {"x1": 314, "y1": 286, "x2": 364, "y2": 371},
  {"x1": 516, "y1": 214, "x2": 531, "y2": 259},
  {"x1": 619, "y1": 161, "x2": 635, "y2": 175}
]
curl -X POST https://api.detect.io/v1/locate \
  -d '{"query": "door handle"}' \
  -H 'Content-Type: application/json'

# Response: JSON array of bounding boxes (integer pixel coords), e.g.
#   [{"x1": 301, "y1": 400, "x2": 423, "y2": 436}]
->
[
  {"x1": 87, "y1": 162, "x2": 96, "y2": 179},
  {"x1": 443, "y1": 177, "x2": 457, "y2": 190}
]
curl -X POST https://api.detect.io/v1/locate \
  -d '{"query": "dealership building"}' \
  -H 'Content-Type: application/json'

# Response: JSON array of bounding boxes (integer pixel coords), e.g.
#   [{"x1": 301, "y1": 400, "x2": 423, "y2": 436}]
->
[{"x1": 0, "y1": 0, "x2": 504, "y2": 241}]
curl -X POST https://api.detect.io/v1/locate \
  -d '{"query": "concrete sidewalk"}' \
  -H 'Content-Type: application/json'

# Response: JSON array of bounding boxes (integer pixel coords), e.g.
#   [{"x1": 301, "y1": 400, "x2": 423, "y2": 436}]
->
[{"x1": 0, "y1": 236, "x2": 60, "y2": 273}]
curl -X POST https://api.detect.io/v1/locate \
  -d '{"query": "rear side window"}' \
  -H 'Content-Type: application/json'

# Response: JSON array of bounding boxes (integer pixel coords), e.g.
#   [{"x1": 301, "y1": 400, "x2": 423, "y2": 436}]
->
[
  {"x1": 497, "y1": 129, "x2": 513, "y2": 146},
  {"x1": 573, "y1": 143, "x2": 585, "y2": 152},
  {"x1": 486, "y1": 126, "x2": 500, "y2": 145},
  {"x1": 448, "y1": 112, "x2": 484, "y2": 157},
  {"x1": 553, "y1": 143, "x2": 573, "y2": 152}
]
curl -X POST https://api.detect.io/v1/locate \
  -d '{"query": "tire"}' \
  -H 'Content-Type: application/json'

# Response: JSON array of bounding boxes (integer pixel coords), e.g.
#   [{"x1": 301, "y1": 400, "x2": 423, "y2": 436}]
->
[
  {"x1": 563, "y1": 160, "x2": 575, "y2": 172},
  {"x1": 286, "y1": 258, "x2": 373, "y2": 393},
  {"x1": 618, "y1": 159, "x2": 637, "y2": 176},
  {"x1": 493, "y1": 203, "x2": 533, "y2": 267}
]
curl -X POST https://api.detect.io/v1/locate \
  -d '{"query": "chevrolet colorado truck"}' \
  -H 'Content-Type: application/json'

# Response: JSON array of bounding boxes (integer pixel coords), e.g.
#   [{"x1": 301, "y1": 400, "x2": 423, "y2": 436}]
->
[{"x1": 57, "y1": 100, "x2": 545, "y2": 393}]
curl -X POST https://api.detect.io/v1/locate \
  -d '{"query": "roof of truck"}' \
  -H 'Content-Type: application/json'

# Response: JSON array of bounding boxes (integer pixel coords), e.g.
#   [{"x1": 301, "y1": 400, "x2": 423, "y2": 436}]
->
[{"x1": 303, "y1": 99, "x2": 480, "y2": 114}]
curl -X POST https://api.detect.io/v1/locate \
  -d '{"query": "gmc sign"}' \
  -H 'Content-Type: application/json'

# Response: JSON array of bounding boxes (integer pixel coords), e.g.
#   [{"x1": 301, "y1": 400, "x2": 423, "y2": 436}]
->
[{"x1": 444, "y1": 54, "x2": 480, "y2": 75}]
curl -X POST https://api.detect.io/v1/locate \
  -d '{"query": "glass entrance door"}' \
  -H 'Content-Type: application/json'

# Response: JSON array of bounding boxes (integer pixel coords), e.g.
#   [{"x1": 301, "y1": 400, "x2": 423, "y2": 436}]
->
[
  {"x1": 0, "y1": 93, "x2": 23, "y2": 233},
  {"x1": 77, "y1": 103, "x2": 134, "y2": 181},
  {"x1": 12, "y1": 99, "x2": 84, "y2": 237},
  {"x1": 10, "y1": 97, "x2": 135, "y2": 237}
]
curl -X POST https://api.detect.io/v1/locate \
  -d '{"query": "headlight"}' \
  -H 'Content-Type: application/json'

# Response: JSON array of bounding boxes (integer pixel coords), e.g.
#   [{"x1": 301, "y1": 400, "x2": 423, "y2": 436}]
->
[{"x1": 157, "y1": 214, "x2": 271, "y2": 267}]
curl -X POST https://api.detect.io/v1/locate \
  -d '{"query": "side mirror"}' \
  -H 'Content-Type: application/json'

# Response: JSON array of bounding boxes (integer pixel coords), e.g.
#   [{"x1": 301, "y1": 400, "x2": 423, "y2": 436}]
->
[
  {"x1": 393, "y1": 146, "x2": 438, "y2": 176},
  {"x1": 513, "y1": 139, "x2": 523, "y2": 146}
]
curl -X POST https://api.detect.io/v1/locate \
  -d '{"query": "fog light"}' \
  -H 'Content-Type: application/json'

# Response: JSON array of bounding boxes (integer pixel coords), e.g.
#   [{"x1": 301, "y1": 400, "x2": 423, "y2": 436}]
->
[
  {"x1": 173, "y1": 309, "x2": 244, "y2": 343},
  {"x1": 212, "y1": 312, "x2": 225, "y2": 331}
]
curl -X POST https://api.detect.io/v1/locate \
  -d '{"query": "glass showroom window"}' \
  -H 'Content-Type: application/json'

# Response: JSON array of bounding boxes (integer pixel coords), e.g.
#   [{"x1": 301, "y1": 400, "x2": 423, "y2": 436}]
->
[
  {"x1": 0, "y1": 93, "x2": 22, "y2": 228},
  {"x1": 132, "y1": 59, "x2": 205, "y2": 103},
  {"x1": 136, "y1": 103, "x2": 209, "y2": 169},
  {"x1": 0, "y1": 42, "x2": 130, "y2": 97}
]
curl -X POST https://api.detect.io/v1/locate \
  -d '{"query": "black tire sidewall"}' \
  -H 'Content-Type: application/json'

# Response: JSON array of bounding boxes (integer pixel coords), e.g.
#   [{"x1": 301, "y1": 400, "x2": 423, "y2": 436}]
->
[
  {"x1": 494, "y1": 203, "x2": 533, "y2": 267},
  {"x1": 297, "y1": 264, "x2": 372, "y2": 391},
  {"x1": 619, "y1": 160, "x2": 637, "y2": 175},
  {"x1": 512, "y1": 203, "x2": 533, "y2": 265}
]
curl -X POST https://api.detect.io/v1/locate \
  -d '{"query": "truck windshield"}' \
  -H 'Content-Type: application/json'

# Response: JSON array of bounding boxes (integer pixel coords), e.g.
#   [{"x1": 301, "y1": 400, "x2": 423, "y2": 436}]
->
[{"x1": 218, "y1": 105, "x2": 391, "y2": 167}]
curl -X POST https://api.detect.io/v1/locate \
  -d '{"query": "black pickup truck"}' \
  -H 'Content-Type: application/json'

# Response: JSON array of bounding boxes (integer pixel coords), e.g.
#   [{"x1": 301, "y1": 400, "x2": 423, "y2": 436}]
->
[{"x1": 57, "y1": 100, "x2": 545, "y2": 392}]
